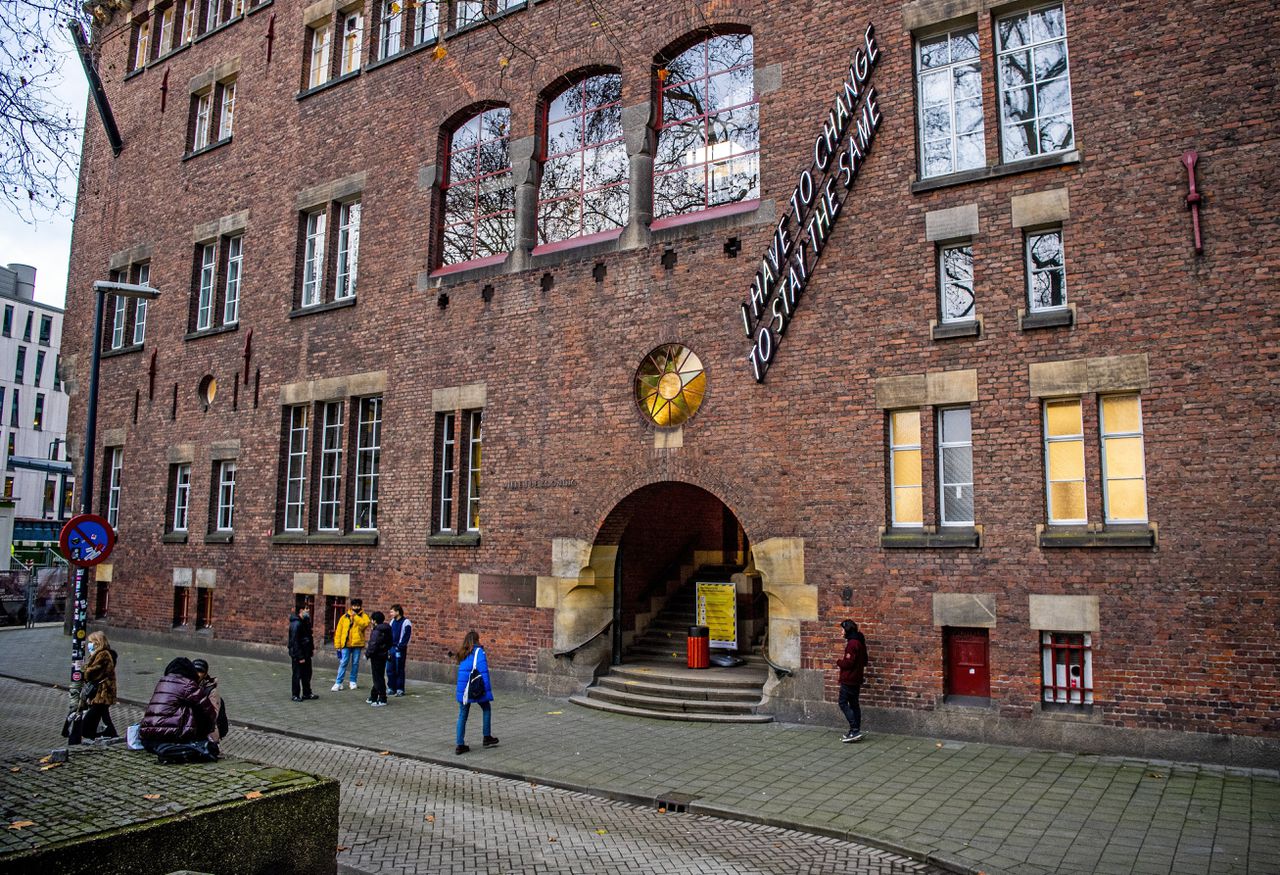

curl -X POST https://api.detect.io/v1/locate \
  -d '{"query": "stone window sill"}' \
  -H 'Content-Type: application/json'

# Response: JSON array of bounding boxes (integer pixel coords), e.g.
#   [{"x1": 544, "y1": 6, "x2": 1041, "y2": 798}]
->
[
  {"x1": 931, "y1": 318, "x2": 981, "y2": 341},
  {"x1": 183, "y1": 137, "x2": 232, "y2": 162},
  {"x1": 1021, "y1": 305, "x2": 1074, "y2": 331},
  {"x1": 911, "y1": 150, "x2": 1082, "y2": 194},
  {"x1": 428, "y1": 532, "x2": 481, "y2": 547},
  {"x1": 162, "y1": 532, "x2": 189, "y2": 544},
  {"x1": 102, "y1": 343, "x2": 145, "y2": 359},
  {"x1": 289, "y1": 297, "x2": 357, "y2": 319},
  {"x1": 880, "y1": 526, "x2": 981, "y2": 549},
  {"x1": 185, "y1": 322, "x2": 238, "y2": 342},
  {"x1": 297, "y1": 70, "x2": 360, "y2": 102},
  {"x1": 204, "y1": 531, "x2": 234, "y2": 544},
  {"x1": 1037, "y1": 524, "x2": 1157, "y2": 549},
  {"x1": 1035, "y1": 702, "x2": 1099, "y2": 721},
  {"x1": 272, "y1": 531, "x2": 379, "y2": 546}
]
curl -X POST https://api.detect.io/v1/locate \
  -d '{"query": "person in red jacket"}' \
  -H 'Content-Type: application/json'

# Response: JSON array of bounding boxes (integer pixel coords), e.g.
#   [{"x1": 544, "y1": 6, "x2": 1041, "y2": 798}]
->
[{"x1": 837, "y1": 619, "x2": 868, "y2": 743}]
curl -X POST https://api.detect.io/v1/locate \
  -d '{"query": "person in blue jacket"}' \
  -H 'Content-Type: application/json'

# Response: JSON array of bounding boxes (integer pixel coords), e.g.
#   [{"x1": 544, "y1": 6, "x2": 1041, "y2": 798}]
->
[
  {"x1": 454, "y1": 629, "x2": 498, "y2": 754},
  {"x1": 388, "y1": 604, "x2": 413, "y2": 697}
]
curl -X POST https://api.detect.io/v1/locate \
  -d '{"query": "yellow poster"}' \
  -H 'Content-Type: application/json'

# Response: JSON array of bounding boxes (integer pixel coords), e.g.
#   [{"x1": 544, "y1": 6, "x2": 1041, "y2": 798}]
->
[{"x1": 697, "y1": 582, "x2": 737, "y2": 650}]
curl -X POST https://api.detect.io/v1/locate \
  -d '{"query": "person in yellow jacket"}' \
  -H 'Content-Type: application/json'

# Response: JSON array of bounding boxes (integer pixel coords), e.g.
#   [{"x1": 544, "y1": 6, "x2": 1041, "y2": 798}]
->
[{"x1": 332, "y1": 598, "x2": 373, "y2": 690}]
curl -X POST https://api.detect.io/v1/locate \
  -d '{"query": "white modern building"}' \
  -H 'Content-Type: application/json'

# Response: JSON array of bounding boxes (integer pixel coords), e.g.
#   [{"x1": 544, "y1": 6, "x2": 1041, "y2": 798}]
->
[{"x1": 0, "y1": 264, "x2": 73, "y2": 548}]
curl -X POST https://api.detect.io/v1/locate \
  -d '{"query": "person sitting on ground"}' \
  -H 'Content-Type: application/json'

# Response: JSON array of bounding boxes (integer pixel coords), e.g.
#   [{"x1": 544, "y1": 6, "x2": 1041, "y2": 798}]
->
[
  {"x1": 80, "y1": 630, "x2": 119, "y2": 741},
  {"x1": 138, "y1": 657, "x2": 219, "y2": 754},
  {"x1": 192, "y1": 658, "x2": 229, "y2": 744}
]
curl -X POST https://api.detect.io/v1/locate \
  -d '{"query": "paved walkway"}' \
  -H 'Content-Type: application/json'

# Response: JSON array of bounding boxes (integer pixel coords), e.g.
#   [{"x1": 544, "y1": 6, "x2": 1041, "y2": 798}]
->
[{"x1": 2, "y1": 626, "x2": 1275, "y2": 875}]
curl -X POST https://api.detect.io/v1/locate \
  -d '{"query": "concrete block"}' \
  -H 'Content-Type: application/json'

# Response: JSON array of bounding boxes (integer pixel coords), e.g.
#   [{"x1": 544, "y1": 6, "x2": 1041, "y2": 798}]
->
[
  {"x1": 874, "y1": 373, "x2": 927, "y2": 409},
  {"x1": 1011, "y1": 187, "x2": 1070, "y2": 228},
  {"x1": 1029, "y1": 594, "x2": 1099, "y2": 632},
  {"x1": 925, "y1": 203, "x2": 979, "y2": 241},
  {"x1": 457, "y1": 573, "x2": 478, "y2": 604},
  {"x1": 933, "y1": 592, "x2": 997, "y2": 628},
  {"x1": 321, "y1": 573, "x2": 349, "y2": 597},
  {"x1": 901, "y1": 0, "x2": 980, "y2": 32},
  {"x1": 292, "y1": 572, "x2": 319, "y2": 594}
]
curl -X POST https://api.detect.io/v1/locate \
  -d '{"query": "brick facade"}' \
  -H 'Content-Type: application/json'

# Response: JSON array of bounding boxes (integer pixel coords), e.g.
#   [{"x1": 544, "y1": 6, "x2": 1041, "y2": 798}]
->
[{"x1": 64, "y1": 0, "x2": 1279, "y2": 759}]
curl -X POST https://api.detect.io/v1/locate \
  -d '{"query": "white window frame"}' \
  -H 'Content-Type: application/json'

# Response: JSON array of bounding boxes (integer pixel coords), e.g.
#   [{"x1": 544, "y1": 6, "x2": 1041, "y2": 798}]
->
[
  {"x1": 1040, "y1": 631, "x2": 1093, "y2": 706},
  {"x1": 309, "y1": 25, "x2": 332, "y2": 88},
  {"x1": 181, "y1": 0, "x2": 197, "y2": 43},
  {"x1": 1100, "y1": 394, "x2": 1147, "y2": 524},
  {"x1": 193, "y1": 90, "x2": 213, "y2": 151},
  {"x1": 335, "y1": 200, "x2": 360, "y2": 300},
  {"x1": 412, "y1": 0, "x2": 437, "y2": 45},
  {"x1": 340, "y1": 11, "x2": 364, "y2": 74},
  {"x1": 132, "y1": 263, "x2": 150, "y2": 345},
  {"x1": 196, "y1": 242, "x2": 217, "y2": 330},
  {"x1": 110, "y1": 299, "x2": 126, "y2": 349},
  {"x1": 1026, "y1": 228, "x2": 1067, "y2": 312},
  {"x1": 916, "y1": 25, "x2": 985, "y2": 179},
  {"x1": 133, "y1": 18, "x2": 151, "y2": 70},
  {"x1": 465, "y1": 409, "x2": 482, "y2": 532},
  {"x1": 455, "y1": 0, "x2": 482, "y2": 27},
  {"x1": 889, "y1": 409, "x2": 923, "y2": 528},
  {"x1": 318, "y1": 400, "x2": 344, "y2": 531},
  {"x1": 938, "y1": 243, "x2": 975, "y2": 324},
  {"x1": 301, "y1": 211, "x2": 327, "y2": 307},
  {"x1": 437, "y1": 412, "x2": 455, "y2": 531},
  {"x1": 1043, "y1": 398, "x2": 1086, "y2": 525},
  {"x1": 379, "y1": 0, "x2": 402, "y2": 58},
  {"x1": 204, "y1": 0, "x2": 221, "y2": 31},
  {"x1": 172, "y1": 463, "x2": 191, "y2": 531},
  {"x1": 156, "y1": 5, "x2": 174, "y2": 55},
  {"x1": 216, "y1": 461, "x2": 237, "y2": 531},
  {"x1": 284, "y1": 405, "x2": 309, "y2": 531},
  {"x1": 218, "y1": 80, "x2": 236, "y2": 139},
  {"x1": 106, "y1": 447, "x2": 123, "y2": 528},
  {"x1": 353, "y1": 396, "x2": 381, "y2": 530},
  {"x1": 937, "y1": 406, "x2": 974, "y2": 526},
  {"x1": 223, "y1": 234, "x2": 243, "y2": 324},
  {"x1": 995, "y1": 2, "x2": 1074, "y2": 163}
]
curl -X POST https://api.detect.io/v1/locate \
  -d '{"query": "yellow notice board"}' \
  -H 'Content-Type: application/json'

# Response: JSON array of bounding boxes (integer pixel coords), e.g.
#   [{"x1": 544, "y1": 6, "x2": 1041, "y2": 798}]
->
[{"x1": 697, "y1": 582, "x2": 737, "y2": 650}]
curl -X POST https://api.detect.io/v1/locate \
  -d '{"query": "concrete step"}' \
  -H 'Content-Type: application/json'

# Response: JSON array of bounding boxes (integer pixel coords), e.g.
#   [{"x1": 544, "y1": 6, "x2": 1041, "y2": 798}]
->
[
  {"x1": 585, "y1": 686, "x2": 762, "y2": 714},
  {"x1": 596, "y1": 674, "x2": 764, "y2": 702},
  {"x1": 609, "y1": 662, "x2": 768, "y2": 690},
  {"x1": 568, "y1": 694, "x2": 774, "y2": 724}
]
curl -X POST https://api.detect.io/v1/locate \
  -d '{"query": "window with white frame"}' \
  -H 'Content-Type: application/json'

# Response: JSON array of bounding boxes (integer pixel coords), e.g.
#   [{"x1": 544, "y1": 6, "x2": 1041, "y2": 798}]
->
[
  {"x1": 308, "y1": 23, "x2": 333, "y2": 88},
  {"x1": 189, "y1": 78, "x2": 235, "y2": 153},
  {"x1": 317, "y1": 401, "x2": 344, "y2": 530},
  {"x1": 354, "y1": 396, "x2": 381, "y2": 530},
  {"x1": 1043, "y1": 398, "x2": 1085, "y2": 524},
  {"x1": 1026, "y1": 228, "x2": 1066, "y2": 312},
  {"x1": 203, "y1": 0, "x2": 222, "y2": 33},
  {"x1": 219, "y1": 80, "x2": 236, "y2": 138},
  {"x1": 132, "y1": 16, "x2": 151, "y2": 71},
  {"x1": 278, "y1": 394, "x2": 381, "y2": 534},
  {"x1": 1040, "y1": 632, "x2": 1092, "y2": 706},
  {"x1": 917, "y1": 26, "x2": 984, "y2": 178},
  {"x1": 283, "y1": 405, "x2": 309, "y2": 531},
  {"x1": 192, "y1": 91, "x2": 213, "y2": 150},
  {"x1": 105, "y1": 263, "x2": 150, "y2": 350},
  {"x1": 465, "y1": 409, "x2": 482, "y2": 531},
  {"x1": 937, "y1": 407, "x2": 973, "y2": 526},
  {"x1": 298, "y1": 197, "x2": 361, "y2": 309},
  {"x1": 214, "y1": 461, "x2": 237, "y2": 532},
  {"x1": 190, "y1": 234, "x2": 244, "y2": 334},
  {"x1": 455, "y1": 0, "x2": 482, "y2": 27},
  {"x1": 340, "y1": 11, "x2": 364, "y2": 74},
  {"x1": 996, "y1": 3, "x2": 1074, "y2": 162},
  {"x1": 105, "y1": 446, "x2": 123, "y2": 528},
  {"x1": 889, "y1": 409, "x2": 922, "y2": 528},
  {"x1": 180, "y1": 0, "x2": 197, "y2": 43},
  {"x1": 412, "y1": 0, "x2": 437, "y2": 45},
  {"x1": 132, "y1": 262, "x2": 150, "y2": 345},
  {"x1": 1099, "y1": 394, "x2": 1147, "y2": 523},
  {"x1": 378, "y1": 0, "x2": 403, "y2": 59},
  {"x1": 938, "y1": 244, "x2": 974, "y2": 324},
  {"x1": 440, "y1": 106, "x2": 513, "y2": 266},
  {"x1": 155, "y1": 4, "x2": 174, "y2": 57},
  {"x1": 171, "y1": 463, "x2": 191, "y2": 532},
  {"x1": 435, "y1": 411, "x2": 456, "y2": 532},
  {"x1": 433, "y1": 406, "x2": 482, "y2": 536}
]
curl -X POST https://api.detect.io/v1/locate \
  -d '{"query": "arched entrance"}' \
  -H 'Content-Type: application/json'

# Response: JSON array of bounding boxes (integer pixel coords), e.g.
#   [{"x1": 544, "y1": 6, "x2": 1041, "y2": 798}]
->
[{"x1": 592, "y1": 481, "x2": 759, "y2": 666}]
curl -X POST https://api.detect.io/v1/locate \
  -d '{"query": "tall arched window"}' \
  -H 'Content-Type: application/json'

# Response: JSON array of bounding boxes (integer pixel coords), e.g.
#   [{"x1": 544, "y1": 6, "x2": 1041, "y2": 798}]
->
[
  {"x1": 441, "y1": 106, "x2": 514, "y2": 267},
  {"x1": 538, "y1": 72, "x2": 628, "y2": 247},
  {"x1": 654, "y1": 32, "x2": 758, "y2": 221}
]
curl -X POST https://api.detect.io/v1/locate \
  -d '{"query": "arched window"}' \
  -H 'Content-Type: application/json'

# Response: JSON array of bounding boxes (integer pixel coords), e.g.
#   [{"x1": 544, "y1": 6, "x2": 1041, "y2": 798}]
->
[
  {"x1": 654, "y1": 32, "x2": 758, "y2": 221},
  {"x1": 441, "y1": 106, "x2": 514, "y2": 267},
  {"x1": 538, "y1": 72, "x2": 628, "y2": 247}
]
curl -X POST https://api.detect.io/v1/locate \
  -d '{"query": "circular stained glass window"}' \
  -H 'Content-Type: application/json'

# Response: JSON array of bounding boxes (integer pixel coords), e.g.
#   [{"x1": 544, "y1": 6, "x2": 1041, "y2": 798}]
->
[{"x1": 635, "y1": 344, "x2": 706, "y2": 428}]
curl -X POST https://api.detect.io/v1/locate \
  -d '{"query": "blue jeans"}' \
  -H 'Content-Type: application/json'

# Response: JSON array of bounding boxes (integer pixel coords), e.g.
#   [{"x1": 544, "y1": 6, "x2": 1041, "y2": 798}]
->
[
  {"x1": 456, "y1": 701, "x2": 491, "y2": 745},
  {"x1": 388, "y1": 650, "x2": 407, "y2": 693},
  {"x1": 335, "y1": 648, "x2": 362, "y2": 685}
]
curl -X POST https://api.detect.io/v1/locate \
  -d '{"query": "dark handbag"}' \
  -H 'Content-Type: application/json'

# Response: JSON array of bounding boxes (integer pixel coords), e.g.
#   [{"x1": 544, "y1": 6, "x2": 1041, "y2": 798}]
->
[
  {"x1": 465, "y1": 651, "x2": 485, "y2": 702},
  {"x1": 80, "y1": 680, "x2": 98, "y2": 702},
  {"x1": 154, "y1": 740, "x2": 219, "y2": 764},
  {"x1": 61, "y1": 710, "x2": 82, "y2": 739}
]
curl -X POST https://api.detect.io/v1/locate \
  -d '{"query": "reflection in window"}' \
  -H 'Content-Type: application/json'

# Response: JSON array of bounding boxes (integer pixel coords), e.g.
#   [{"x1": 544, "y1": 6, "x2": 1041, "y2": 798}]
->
[
  {"x1": 655, "y1": 33, "x2": 759, "y2": 219},
  {"x1": 937, "y1": 407, "x2": 973, "y2": 526},
  {"x1": 917, "y1": 28, "x2": 985, "y2": 178},
  {"x1": 634, "y1": 344, "x2": 706, "y2": 428},
  {"x1": 442, "y1": 107, "x2": 514, "y2": 265},
  {"x1": 997, "y1": 3, "x2": 1073, "y2": 162},
  {"x1": 939, "y1": 244, "x2": 974, "y2": 323},
  {"x1": 455, "y1": 0, "x2": 482, "y2": 27},
  {"x1": 538, "y1": 73, "x2": 628, "y2": 245},
  {"x1": 1026, "y1": 229, "x2": 1066, "y2": 311}
]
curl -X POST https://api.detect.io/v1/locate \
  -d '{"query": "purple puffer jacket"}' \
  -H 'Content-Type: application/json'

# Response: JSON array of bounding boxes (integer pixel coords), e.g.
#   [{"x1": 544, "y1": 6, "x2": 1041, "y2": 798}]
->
[{"x1": 138, "y1": 673, "x2": 218, "y2": 744}]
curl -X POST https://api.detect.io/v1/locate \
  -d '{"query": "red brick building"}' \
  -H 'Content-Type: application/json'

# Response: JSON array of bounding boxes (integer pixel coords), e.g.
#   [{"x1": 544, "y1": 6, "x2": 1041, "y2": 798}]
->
[{"x1": 64, "y1": 0, "x2": 1279, "y2": 766}]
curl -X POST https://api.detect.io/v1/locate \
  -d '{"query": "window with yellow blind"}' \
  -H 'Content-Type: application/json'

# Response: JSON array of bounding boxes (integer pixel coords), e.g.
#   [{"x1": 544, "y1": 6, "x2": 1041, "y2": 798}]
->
[
  {"x1": 1100, "y1": 395, "x2": 1147, "y2": 523},
  {"x1": 890, "y1": 409, "x2": 923, "y2": 527},
  {"x1": 1043, "y1": 398, "x2": 1086, "y2": 524}
]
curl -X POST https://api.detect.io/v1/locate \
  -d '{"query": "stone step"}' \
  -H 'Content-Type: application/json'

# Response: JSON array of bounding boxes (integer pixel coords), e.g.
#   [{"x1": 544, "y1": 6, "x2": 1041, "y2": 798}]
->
[
  {"x1": 585, "y1": 686, "x2": 762, "y2": 714},
  {"x1": 609, "y1": 663, "x2": 768, "y2": 690},
  {"x1": 596, "y1": 674, "x2": 763, "y2": 702},
  {"x1": 568, "y1": 694, "x2": 774, "y2": 724}
]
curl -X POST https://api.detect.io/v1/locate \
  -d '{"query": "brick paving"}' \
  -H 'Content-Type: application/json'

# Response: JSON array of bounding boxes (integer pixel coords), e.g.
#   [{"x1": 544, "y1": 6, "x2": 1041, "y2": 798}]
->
[{"x1": 1, "y1": 626, "x2": 1277, "y2": 874}]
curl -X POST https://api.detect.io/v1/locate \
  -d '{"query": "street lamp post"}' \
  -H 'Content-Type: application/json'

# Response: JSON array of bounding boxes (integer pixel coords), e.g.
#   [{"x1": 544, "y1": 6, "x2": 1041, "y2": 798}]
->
[{"x1": 69, "y1": 281, "x2": 160, "y2": 711}]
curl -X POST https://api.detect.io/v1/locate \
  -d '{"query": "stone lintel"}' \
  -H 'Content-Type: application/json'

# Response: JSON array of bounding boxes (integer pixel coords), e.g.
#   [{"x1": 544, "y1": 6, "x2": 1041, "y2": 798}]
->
[
  {"x1": 167, "y1": 443, "x2": 196, "y2": 464},
  {"x1": 279, "y1": 371, "x2": 388, "y2": 406},
  {"x1": 172, "y1": 567, "x2": 192, "y2": 587},
  {"x1": 322, "y1": 572, "x2": 349, "y2": 597},
  {"x1": 296, "y1": 171, "x2": 366, "y2": 210},
  {"x1": 195, "y1": 568, "x2": 217, "y2": 588},
  {"x1": 1030, "y1": 354, "x2": 1149, "y2": 398},
  {"x1": 209, "y1": 439, "x2": 240, "y2": 460},
  {"x1": 432, "y1": 382, "x2": 486, "y2": 412},
  {"x1": 292, "y1": 572, "x2": 319, "y2": 594},
  {"x1": 902, "y1": 0, "x2": 980, "y2": 32},
  {"x1": 102, "y1": 428, "x2": 126, "y2": 447},
  {"x1": 189, "y1": 57, "x2": 242, "y2": 95},
  {"x1": 108, "y1": 243, "x2": 153, "y2": 271},
  {"x1": 95, "y1": 564, "x2": 113, "y2": 583},
  {"x1": 933, "y1": 592, "x2": 996, "y2": 628},
  {"x1": 1011, "y1": 187, "x2": 1070, "y2": 229},
  {"x1": 925, "y1": 203, "x2": 979, "y2": 242},
  {"x1": 1029, "y1": 594, "x2": 1099, "y2": 632},
  {"x1": 654, "y1": 427, "x2": 683, "y2": 450}
]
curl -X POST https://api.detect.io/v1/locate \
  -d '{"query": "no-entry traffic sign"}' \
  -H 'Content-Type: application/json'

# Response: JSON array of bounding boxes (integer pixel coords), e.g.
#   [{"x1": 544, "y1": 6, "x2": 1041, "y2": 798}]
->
[{"x1": 59, "y1": 514, "x2": 116, "y2": 568}]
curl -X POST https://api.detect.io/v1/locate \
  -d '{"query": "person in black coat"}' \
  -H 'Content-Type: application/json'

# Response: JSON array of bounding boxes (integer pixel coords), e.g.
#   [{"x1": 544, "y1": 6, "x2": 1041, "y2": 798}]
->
[
  {"x1": 288, "y1": 608, "x2": 318, "y2": 702},
  {"x1": 364, "y1": 611, "x2": 392, "y2": 706}
]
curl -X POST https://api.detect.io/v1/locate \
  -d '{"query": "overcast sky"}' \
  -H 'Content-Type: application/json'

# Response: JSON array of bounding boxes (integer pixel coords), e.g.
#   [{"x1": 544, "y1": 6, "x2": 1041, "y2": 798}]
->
[{"x1": 0, "y1": 25, "x2": 88, "y2": 311}]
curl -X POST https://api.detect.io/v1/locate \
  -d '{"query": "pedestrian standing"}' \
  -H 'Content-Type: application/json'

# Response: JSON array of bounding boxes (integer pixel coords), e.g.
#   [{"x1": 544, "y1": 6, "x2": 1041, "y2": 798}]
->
[
  {"x1": 365, "y1": 611, "x2": 392, "y2": 707},
  {"x1": 453, "y1": 629, "x2": 498, "y2": 754},
  {"x1": 837, "y1": 619, "x2": 868, "y2": 743},
  {"x1": 289, "y1": 608, "x2": 318, "y2": 701},
  {"x1": 80, "y1": 630, "x2": 119, "y2": 741},
  {"x1": 332, "y1": 598, "x2": 372, "y2": 691},
  {"x1": 388, "y1": 604, "x2": 412, "y2": 696}
]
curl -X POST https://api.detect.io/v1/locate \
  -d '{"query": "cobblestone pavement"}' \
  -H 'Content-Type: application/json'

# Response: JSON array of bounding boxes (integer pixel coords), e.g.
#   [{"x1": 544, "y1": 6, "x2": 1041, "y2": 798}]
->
[
  {"x1": 0, "y1": 678, "x2": 937, "y2": 875},
  {"x1": 2, "y1": 627, "x2": 1277, "y2": 874}
]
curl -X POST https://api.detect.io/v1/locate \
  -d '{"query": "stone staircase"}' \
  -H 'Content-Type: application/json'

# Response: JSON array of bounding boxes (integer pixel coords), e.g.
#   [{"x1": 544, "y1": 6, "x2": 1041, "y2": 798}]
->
[{"x1": 570, "y1": 567, "x2": 773, "y2": 723}]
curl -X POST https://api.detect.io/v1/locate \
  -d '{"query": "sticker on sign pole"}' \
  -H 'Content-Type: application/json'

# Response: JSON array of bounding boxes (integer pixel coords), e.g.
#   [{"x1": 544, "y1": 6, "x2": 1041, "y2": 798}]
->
[{"x1": 59, "y1": 514, "x2": 116, "y2": 568}]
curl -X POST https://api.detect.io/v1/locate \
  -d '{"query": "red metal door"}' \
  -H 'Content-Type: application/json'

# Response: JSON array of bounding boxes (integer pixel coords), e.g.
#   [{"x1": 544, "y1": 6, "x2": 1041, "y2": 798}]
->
[{"x1": 945, "y1": 628, "x2": 990, "y2": 698}]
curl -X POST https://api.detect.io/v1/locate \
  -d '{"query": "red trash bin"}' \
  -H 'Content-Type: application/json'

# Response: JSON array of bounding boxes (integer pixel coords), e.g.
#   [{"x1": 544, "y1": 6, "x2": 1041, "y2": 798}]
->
[{"x1": 687, "y1": 625, "x2": 710, "y2": 669}]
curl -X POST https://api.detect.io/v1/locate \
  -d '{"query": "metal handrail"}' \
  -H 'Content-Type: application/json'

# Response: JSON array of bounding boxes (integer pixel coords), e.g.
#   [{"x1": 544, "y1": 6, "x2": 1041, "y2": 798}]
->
[{"x1": 552, "y1": 618, "x2": 613, "y2": 661}]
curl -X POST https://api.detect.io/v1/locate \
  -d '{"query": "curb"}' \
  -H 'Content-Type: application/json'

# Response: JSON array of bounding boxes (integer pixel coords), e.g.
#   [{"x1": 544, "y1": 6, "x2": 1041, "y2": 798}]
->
[{"x1": 11, "y1": 672, "x2": 976, "y2": 874}]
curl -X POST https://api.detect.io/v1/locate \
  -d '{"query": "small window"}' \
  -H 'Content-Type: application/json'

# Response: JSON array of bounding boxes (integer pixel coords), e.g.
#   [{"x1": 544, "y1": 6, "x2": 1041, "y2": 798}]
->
[
  {"x1": 8, "y1": 389, "x2": 18, "y2": 428},
  {"x1": 1026, "y1": 228, "x2": 1066, "y2": 312},
  {"x1": 317, "y1": 401, "x2": 345, "y2": 530},
  {"x1": 324, "y1": 594, "x2": 346, "y2": 644},
  {"x1": 2, "y1": 306, "x2": 11, "y2": 336},
  {"x1": 1100, "y1": 394, "x2": 1147, "y2": 523},
  {"x1": 465, "y1": 409, "x2": 482, "y2": 532},
  {"x1": 996, "y1": 3, "x2": 1074, "y2": 162},
  {"x1": 171, "y1": 463, "x2": 192, "y2": 532},
  {"x1": 283, "y1": 405, "x2": 309, "y2": 532},
  {"x1": 308, "y1": 22, "x2": 334, "y2": 88},
  {"x1": 155, "y1": 4, "x2": 175, "y2": 56},
  {"x1": 412, "y1": 0, "x2": 438, "y2": 45},
  {"x1": 1043, "y1": 398, "x2": 1085, "y2": 524},
  {"x1": 189, "y1": 78, "x2": 236, "y2": 152},
  {"x1": 132, "y1": 16, "x2": 151, "y2": 71},
  {"x1": 32, "y1": 394, "x2": 44, "y2": 431},
  {"x1": 13, "y1": 346, "x2": 25, "y2": 384},
  {"x1": 1040, "y1": 631, "x2": 1092, "y2": 706},
  {"x1": 192, "y1": 91, "x2": 213, "y2": 150},
  {"x1": 335, "y1": 201, "x2": 361, "y2": 299},
  {"x1": 298, "y1": 198, "x2": 361, "y2": 308},
  {"x1": 105, "y1": 446, "x2": 123, "y2": 528},
  {"x1": 223, "y1": 235, "x2": 243, "y2": 324},
  {"x1": 190, "y1": 235, "x2": 243, "y2": 333},
  {"x1": 94, "y1": 581, "x2": 110, "y2": 619},
  {"x1": 917, "y1": 27, "x2": 985, "y2": 178},
  {"x1": 38, "y1": 315, "x2": 52, "y2": 345},
  {"x1": 340, "y1": 11, "x2": 364, "y2": 75},
  {"x1": 196, "y1": 243, "x2": 217, "y2": 329},
  {"x1": 34, "y1": 350, "x2": 46, "y2": 387},
  {"x1": 133, "y1": 263, "x2": 151, "y2": 345},
  {"x1": 937, "y1": 407, "x2": 973, "y2": 526},
  {"x1": 436, "y1": 411, "x2": 456, "y2": 532},
  {"x1": 195, "y1": 586, "x2": 213, "y2": 629},
  {"x1": 179, "y1": 0, "x2": 197, "y2": 44},
  {"x1": 377, "y1": 0, "x2": 403, "y2": 59},
  {"x1": 938, "y1": 244, "x2": 974, "y2": 324},
  {"x1": 215, "y1": 460, "x2": 237, "y2": 531},
  {"x1": 22, "y1": 312, "x2": 32, "y2": 342},
  {"x1": 455, "y1": 0, "x2": 482, "y2": 27},
  {"x1": 173, "y1": 586, "x2": 191, "y2": 626},
  {"x1": 889, "y1": 409, "x2": 923, "y2": 527},
  {"x1": 441, "y1": 107, "x2": 513, "y2": 267}
]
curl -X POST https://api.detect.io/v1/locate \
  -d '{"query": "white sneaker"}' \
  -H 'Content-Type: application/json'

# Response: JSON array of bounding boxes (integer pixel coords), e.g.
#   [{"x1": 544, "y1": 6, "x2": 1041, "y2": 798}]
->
[
  {"x1": 349, "y1": 681, "x2": 358, "y2": 689},
  {"x1": 331, "y1": 683, "x2": 342, "y2": 691}
]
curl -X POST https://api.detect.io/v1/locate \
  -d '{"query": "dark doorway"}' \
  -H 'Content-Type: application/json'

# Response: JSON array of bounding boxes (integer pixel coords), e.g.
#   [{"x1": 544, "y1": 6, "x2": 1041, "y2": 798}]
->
[{"x1": 944, "y1": 627, "x2": 990, "y2": 702}]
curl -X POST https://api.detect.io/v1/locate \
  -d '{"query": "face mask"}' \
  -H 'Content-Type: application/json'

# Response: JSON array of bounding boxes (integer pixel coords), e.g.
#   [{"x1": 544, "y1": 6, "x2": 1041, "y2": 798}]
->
[{"x1": 87, "y1": 643, "x2": 96, "y2": 654}]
